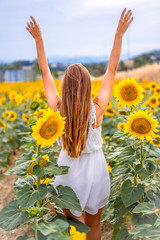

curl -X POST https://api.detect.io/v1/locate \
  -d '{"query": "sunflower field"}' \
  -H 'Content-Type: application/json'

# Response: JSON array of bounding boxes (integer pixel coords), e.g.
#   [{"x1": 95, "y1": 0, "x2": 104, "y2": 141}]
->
[{"x1": 0, "y1": 77, "x2": 160, "y2": 240}]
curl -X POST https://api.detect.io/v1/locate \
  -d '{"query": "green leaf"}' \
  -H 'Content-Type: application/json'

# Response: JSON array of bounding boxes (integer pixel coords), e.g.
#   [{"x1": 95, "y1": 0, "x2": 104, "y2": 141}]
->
[
  {"x1": 111, "y1": 162, "x2": 131, "y2": 176},
  {"x1": 115, "y1": 228, "x2": 133, "y2": 240},
  {"x1": 47, "y1": 233, "x2": 70, "y2": 240},
  {"x1": 148, "y1": 143, "x2": 160, "y2": 158},
  {"x1": 52, "y1": 185, "x2": 82, "y2": 212},
  {"x1": 38, "y1": 219, "x2": 69, "y2": 236},
  {"x1": 16, "y1": 233, "x2": 34, "y2": 240},
  {"x1": 33, "y1": 162, "x2": 70, "y2": 178},
  {"x1": 5, "y1": 150, "x2": 33, "y2": 176},
  {"x1": 128, "y1": 224, "x2": 153, "y2": 238},
  {"x1": 53, "y1": 212, "x2": 90, "y2": 233},
  {"x1": 121, "y1": 179, "x2": 145, "y2": 208},
  {"x1": 14, "y1": 176, "x2": 34, "y2": 190},
  {"x1": 135, "y1": 160, "x2": 157, "y2": 178},
  {"x1": 132, "y1": 202, "x2": 157, "y2": 214},
  {"x1": 146, "y1": 190, "x2": 160, "y2": 209},
  {"x1": 128, "y1": 224, "x2": 160, "y2": 239},
  {"x1": 114, "y1": 196, "x2": 132, "y2": 217},
  {"x1": 15, "y1": 184, "x2": 48, "y2": 208},
  {"x1": 131, "y1": 212, "x2": 157, "y2": 226},
  {"x1": 0, "y1": 200, "x2": 28, "y2": 231},
  {"x1": 67, "y1": 216, "x2": 90, "y2": 233},
  {"x1": 154, "y1": 218, "x2": 160, "y2": 228},
  {"x1": 44, "y1": 162, "x2": 70, "y2": 177}
]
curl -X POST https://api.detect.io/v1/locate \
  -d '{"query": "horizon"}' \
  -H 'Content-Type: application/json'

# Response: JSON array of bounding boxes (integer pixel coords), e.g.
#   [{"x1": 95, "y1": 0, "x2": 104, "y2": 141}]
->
[{"x1": 1, "y1": 48, "x2": 160, "y2": 65}]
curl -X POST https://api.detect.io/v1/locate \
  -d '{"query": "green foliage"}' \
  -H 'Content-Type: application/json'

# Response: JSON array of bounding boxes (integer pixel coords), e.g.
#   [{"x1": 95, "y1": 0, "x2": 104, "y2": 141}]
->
[
  {"x1": 0, "y1": 200, "x2": 28, "y2": 231},
  {"x1": 101, "y1": 124, "x2": 160, "y2": 239},
  {"x1": 0, "y1": 129, "x2": 90, "y2": 239}
]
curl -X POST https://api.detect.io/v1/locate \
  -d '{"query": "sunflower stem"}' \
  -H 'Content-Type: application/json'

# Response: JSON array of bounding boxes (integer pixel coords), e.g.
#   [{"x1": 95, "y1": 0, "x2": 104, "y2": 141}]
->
[
  {"x1": 34, "y1": 217, "x2": 38, "y2": 240},
  {"x1": 140, "y1": 140, "x2": 144, "y2": 166},
  {"x1": 134, "y1": 173, "x2": 138, "y2": 186},
  {"x1": 36, "y1": 144, "x2": 41, "y2": 207}
]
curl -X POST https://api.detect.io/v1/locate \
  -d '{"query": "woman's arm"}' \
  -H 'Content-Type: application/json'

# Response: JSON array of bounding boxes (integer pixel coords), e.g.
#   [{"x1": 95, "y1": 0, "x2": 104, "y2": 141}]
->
[
  {"x1": 95, "y1": 8, "x2": 133, "y2": 113},
  {"x1": 26, "y1": 16, "x2": 61, "y2": 111}
]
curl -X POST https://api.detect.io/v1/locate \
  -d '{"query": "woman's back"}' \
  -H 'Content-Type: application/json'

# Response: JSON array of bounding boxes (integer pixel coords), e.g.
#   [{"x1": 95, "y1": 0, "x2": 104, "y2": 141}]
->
[
  {"x1": 54, "y1": 99, "x2": 110, "y2": 217},
  {"x1": 57, "y1": 99, "x2": 103, "y2": 155}
]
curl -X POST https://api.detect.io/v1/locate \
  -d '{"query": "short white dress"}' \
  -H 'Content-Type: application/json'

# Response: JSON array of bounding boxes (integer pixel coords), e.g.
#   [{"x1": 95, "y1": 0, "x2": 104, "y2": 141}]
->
[{"x1": 54, "y1": 99, "x2": 110, "y2": 217}]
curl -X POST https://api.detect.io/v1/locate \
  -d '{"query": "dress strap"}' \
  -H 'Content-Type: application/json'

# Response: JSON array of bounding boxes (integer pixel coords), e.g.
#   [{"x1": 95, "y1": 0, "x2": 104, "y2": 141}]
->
[{"x1": 90, "y1": 100, "x2": 96, "y2": 129}]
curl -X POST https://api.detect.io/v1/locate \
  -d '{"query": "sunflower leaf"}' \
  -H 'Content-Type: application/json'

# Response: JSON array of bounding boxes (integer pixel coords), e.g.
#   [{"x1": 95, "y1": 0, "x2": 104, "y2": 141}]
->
[
  {"x1": 52, "y1": 185, "x2": 82, "y2": 212},
  {"x1": 135, "y1": 160, "x2": 157, "y2": 178},
  {"x1": 15, "y1": 184, "x2": 48, "y2": 208},
  {"x1": 43, "y1": 162, "x2": 70, "y2": 177},
  {"x1": 0, "y1": 200, "x2": 28, "y2": 231},
  {"x1": 121, "y1": 179, "x2": 145, "y2": 208}
]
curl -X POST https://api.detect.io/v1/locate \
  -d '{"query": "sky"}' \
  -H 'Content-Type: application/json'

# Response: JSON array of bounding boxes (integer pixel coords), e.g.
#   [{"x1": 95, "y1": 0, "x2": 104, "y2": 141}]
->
[{"x1": 0, "y1": 0, "x2": 160, "y2": 62}]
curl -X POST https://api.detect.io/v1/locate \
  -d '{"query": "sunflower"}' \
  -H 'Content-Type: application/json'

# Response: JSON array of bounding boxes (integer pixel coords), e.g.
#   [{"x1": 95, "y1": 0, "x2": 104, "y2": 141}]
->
[
  {"x1": 30, "y1": 100, "x2": 39, "y2": 110},
  {"x1": 150, "y1": 134, "x2": 160, "y2": 147},
  {"x1": 154, "y1": 86, "x2": 160, "y2": 95},
  {"x1": 25, "y1": 155, "x2": 50, "y2": 176},
  {"x1": 124, "y1": 110, "x2": 159, "y2": 141},
  {"x1": 107, "y1": 101, "x2": 112, "y2": 108},
  {"x1": 8, "y1": 111, "x2": 17, "y2": 121},
  {"x1": 22, "y1": 113, "x2": 31, "y2": 122},
  {"x1": 0, "y1": 118, "x2": 6, "y2": 129},
  {"x1": 117, "y1": 122, "x2": 125, "y2": 131},
  {"x1": 113, "y1": 78, "x2": 144, "y2": 107},
  {"x1": 149, "y1": 82, "x2": 158, "y2": 93},
  {"x1": 104, "y1": 107, "x2": 115, "y2": 116},
  {"x1": 0, "y1": 96, "x2": 7, "y2": 105},
  {"x1": 69, "y1": 225, "x2": 86, "y2": 240},
  {"x1": 31, "y1": 108, "x2": 66, "y2": 148},
  {"x1": 148, "y1": 95, "x2": 159, "y2": 108},
  {"x1": 39, "y1": 155, "x2": 50, "y2": 168},
  {"x1": 107, "y1": 162, "x2": 112, "y2": 172},
  {"x1": 118, "y1": 110, "x2": 128, "y2": 116},
  {"x1": 3, "y1": 110, "x2": 17, "y2": 121},
  {"x1": 142, "y1": 100, "x2": 150, "y2": 108},
  {"x1": 142, "y1": 88, "x2": 147, "y2": 97}
]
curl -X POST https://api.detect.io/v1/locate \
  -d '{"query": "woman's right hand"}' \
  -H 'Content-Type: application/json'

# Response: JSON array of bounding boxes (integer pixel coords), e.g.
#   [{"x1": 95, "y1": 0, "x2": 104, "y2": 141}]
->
[
  {"x1": 116, "y1": 8, "x2": 133, "y2": 37},
  {"x1": 26, "y1": 16, "x2": 43, "y2": 42}
]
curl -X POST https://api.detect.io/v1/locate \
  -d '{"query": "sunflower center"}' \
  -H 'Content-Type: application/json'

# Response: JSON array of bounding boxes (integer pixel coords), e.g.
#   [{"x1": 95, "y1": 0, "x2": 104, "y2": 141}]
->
[
  {"x1": 151, "y1": 99, "x2": 156, "y2": 104},
  {"x1": 153, "y1": 137, "x2": 160, "y2": 144},
  {"x1": 119, "y1": 111, "x2": 127, "y2": 115},
  {"x1": 39, "y1": 116, "x2": 58, "y2": 139},
  {"x1": 131, "y1": 118, "x2": 151, "y2": 134},
  {"x1": 107, "y1": 108, "x2": 114, "y2": 113},
  {"x1": 10, "y1": 113, "x2": 14, "y2": 118},
  {"x1": 121, "y1": 85, "x2": 138, "y2": 101}
]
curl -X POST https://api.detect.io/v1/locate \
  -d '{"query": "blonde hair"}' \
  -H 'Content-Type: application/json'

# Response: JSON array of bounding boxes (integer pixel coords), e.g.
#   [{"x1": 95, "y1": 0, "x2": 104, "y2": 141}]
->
[{"x1": 57, "y1": 63, "x2": 92, "y2": 158}]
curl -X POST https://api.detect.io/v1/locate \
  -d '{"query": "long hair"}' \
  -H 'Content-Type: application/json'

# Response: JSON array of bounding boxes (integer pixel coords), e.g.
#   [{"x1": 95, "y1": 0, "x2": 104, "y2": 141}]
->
[{"x1": 57, "y1": 63, "x2": 92, "y2": 158}]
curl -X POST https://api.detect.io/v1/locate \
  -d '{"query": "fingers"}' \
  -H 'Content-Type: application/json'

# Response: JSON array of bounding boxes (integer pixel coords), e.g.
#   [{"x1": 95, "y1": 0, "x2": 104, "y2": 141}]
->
[
  {"x1": 121, "y1": 8, "x2": 127, "y2": 19},
  {"x1": 124, "y1": 10, "x2": 131, "y2": 21},
  {"x1": 27, "y1": 22, "x2": 31, "y2": 29},
  {"x1": 128, "y1": 16, "x2": 134, "y2": 25},
  {"x1": 30, "y1": 16, "x2": 37, "y2": 25},
  {"x1": 122, "y1": 8, "x2": 133, "y2": 24},
  {"x1": 26, "y1": 26, "x2": 31, "y2": 33}
]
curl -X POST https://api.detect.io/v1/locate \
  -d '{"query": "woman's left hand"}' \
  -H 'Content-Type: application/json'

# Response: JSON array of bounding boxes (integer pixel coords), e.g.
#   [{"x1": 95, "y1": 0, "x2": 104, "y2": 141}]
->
[{"x1": 26, "y1": 16, "x2": 43, "y2": 41}]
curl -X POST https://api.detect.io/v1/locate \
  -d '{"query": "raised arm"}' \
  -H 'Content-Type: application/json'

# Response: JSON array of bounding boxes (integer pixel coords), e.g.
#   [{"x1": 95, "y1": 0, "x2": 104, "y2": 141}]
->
[
  {"x1": 26, "y1": 16, "x2": 61, "y2": 111},
  {"x1": 94, "y1": 8, "x2": 134, "y2": 114}
]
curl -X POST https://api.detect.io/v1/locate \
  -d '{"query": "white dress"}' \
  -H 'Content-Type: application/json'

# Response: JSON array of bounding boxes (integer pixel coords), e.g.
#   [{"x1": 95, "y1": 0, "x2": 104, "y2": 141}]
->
[{"x1": 54, "y1": 99, "x2": 110, "y2": 217}]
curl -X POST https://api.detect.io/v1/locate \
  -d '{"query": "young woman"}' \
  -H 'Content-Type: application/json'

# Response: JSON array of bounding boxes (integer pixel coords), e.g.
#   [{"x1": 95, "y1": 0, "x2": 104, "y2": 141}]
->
[{"x1": 26, "y1": 8, "x2": 133, "y2": 240}]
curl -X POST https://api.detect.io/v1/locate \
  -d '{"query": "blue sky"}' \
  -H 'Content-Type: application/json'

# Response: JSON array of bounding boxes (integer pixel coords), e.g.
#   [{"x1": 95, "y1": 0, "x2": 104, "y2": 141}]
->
[{"x1": 0, "y1": 0, "x2": 160, "y2": 62}]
